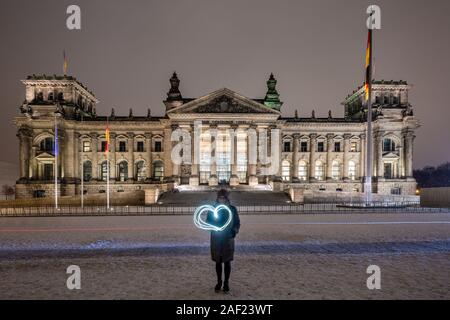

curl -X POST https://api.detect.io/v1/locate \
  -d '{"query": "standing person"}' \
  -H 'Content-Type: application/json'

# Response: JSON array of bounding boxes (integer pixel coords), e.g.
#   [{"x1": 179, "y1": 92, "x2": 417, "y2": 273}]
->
[{"x1": 206, "y1": 189, "x2": 240, "y2": 293}]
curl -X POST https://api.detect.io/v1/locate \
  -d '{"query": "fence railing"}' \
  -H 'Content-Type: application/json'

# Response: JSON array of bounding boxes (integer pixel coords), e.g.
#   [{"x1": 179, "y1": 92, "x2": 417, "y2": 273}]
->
[{"x1": 0, "y1": 202, "x2": 448, "y2": 217}]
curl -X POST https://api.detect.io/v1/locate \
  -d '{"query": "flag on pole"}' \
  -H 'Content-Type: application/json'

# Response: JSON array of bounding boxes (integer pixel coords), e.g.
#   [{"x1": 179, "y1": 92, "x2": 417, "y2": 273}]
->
[
  {"x1": 63, "y1": 50, "x2": 68, "y2": 75},
  {"x1": 364, "y1": 30, "x2": 372, "y2": 101},
  {"x1": 105, "y1": 122, "x2": 110, "y2": 155}
]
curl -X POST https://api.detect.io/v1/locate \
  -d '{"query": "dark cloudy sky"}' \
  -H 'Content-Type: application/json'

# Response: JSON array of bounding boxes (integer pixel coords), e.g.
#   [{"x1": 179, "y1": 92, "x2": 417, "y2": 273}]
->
[{"x1": 1, "y1": 0, "x2": 449, "y2": 169}]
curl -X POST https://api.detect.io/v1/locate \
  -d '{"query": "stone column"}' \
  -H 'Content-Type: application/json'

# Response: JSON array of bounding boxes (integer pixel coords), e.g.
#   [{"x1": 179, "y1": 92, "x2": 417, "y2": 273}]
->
[
  {"x1": 343, "y1": 134, "x2": 351, "y2": 180},
  {"x1": 248, "y1": 125, "x2": 258, "y2": 186},
  {"x1": 64, "y1": 129, "x2": 75, "y2": 180},
  {"x1": 163, "y1": 127, "x2": 173, "y2": 180},
  {"x1": 31, "y1": 146, "x2": 37, "y2": 180},
  {"x1": 359, "y1": 133, "x2": 366, "y2": 178},
  {"x1": 189, "y1": 124, "x2": 199, "y2": 186},
  {"x1": 230, "y1": 124, "x2": 239, "y2": 186},
  {"x1": 405, "y1": 131, "x2": 415, "y2": 178},
  {"x1": 209, "y1": 125, "x2": 218, "y2": 186},
  {"x1": 376, "y1": 132, "x2": 384, "y2": 178},
  {"x1": 17, "y1": 129, "x2": 30, "y2": 180},
  {"x1": 127, "y1": 133, "x2": 134, "y2": 180},
  {"x1": 309, "y1": 133, "x2": 317, "y2": 180},
  {"x1": 293, "y1": 134, "x2": 300, "y2": 180},
  {"x1": 256, "y1": 126, "x2": 265, "y2": 183},
  {"x1": 74, "y1": 133, "x2": 80, "y2": 180},
  {"x1": 326, "y1": 133, "x2": 334, "y2": 180},
  {"x1": 91, "y1": 133, "x2": 98, "y2": 180},
  {"x1": 170, "y1": 125, "x2": 180, "y2": 181},
  {"x1": 110, "y1": 133, "x2": 116, "y2": 180},
  {"x1": 145, "y1": 133, "x2": 152, "y2": 180}
]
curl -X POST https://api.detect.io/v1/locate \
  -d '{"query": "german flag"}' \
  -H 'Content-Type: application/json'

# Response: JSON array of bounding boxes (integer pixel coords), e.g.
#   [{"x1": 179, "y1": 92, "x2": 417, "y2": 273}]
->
[
  {"x1": 364, "y1": 29, "x2": 372, "y2": 101},
  {"x1": 105, "y1": 121, "x2": 110, "y2": 155}
]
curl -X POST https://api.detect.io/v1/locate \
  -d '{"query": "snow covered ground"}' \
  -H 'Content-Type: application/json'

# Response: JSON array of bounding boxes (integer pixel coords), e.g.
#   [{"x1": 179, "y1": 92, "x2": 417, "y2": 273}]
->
[{"x1": 0, "y1": 213, "x2": 449, "y2": 299}]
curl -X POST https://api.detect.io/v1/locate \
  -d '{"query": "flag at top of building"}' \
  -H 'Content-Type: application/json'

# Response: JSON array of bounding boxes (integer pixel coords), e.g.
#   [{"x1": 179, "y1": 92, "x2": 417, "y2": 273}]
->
[
  {"x1": 105, "y1": 121, "x2": 110, "y2": 154},
  {"x1": 63, "y1": 50, "x2": 68, "y2": 76},
  {"x1": 364, "y1": 29, "x2": 372, "y2": 101}
]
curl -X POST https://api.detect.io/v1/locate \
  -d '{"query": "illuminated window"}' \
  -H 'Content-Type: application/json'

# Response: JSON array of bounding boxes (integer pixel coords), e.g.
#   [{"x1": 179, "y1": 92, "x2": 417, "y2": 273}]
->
[
  {"x1": 315, "y1": 160, "x2": 325, "y2": 180},
  {"x1": 83, "y1": 161, "x2": 92, "y2": 181},
  {"x1": 350, "y1": 142, "x2": 358, "y2": 152},
  {"x1": 118, "y1": 161, "x2": 128, "y2": 181},
  {"x1": 135, "y1": 161, "x2": 146, "y2": 181},
  {"x1": 153, "y1": 161, "x2": 164, "y2": 180},
  {"x1": 348, "y1": 161, "x2": 357, "y2": 180},
  {"x1": 83, "y1": 141, "x2": 91, "y2": 152},
  {"x1": 298, "y1": 160, "x2": 308, "y2": 181},
  {"x1": 100, "y1": 161, "x2": 109, "y2": 181},
  {"x1": 332, "y1": 161, "x2": 341, "y2": 180},
  {"x1": 282, "y1": 160, "x2": 291, "y2": 181}
]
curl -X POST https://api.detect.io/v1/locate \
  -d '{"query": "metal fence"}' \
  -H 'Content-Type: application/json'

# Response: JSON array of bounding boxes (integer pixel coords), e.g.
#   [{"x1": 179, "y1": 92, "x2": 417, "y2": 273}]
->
[{"x1": 0, "y1": 202, "x2": 449, "y2": 217}]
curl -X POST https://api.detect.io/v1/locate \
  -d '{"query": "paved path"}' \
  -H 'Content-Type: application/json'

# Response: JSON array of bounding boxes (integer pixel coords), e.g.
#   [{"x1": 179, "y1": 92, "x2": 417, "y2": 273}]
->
[{"x1": 0, "y1": 213, "x2": 449, "y2": 299}]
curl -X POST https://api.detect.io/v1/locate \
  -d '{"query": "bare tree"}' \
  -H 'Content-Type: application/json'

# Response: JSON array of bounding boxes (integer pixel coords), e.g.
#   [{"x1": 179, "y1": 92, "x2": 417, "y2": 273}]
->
[{"x1": 1, "y1": 184, "x2": 15, "y2": 200}]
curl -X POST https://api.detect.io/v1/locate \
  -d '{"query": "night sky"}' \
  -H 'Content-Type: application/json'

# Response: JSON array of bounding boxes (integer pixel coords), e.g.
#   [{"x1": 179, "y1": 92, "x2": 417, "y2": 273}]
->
[{"x1": 1, "y1": 0, "x2": 449, "y2": 169}]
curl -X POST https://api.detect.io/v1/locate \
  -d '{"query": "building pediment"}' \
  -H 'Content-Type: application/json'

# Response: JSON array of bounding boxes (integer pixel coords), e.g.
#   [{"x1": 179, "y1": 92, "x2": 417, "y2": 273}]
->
[
  {"x1": 382, "y1": 152, "x2": 400, "y2": 159},
  {"x1": 167, "y1": 88, "x2": 281, "y2": 116}
]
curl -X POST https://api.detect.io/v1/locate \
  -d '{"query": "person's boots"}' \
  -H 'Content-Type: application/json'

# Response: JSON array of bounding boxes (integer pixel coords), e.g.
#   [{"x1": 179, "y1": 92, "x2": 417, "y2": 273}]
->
[
  {"x1": 214, "y1": 280, "x2": 222, "y2": 292},
  {"x1": 223, "y1": 281, "x2": 230, "y2": 293}
]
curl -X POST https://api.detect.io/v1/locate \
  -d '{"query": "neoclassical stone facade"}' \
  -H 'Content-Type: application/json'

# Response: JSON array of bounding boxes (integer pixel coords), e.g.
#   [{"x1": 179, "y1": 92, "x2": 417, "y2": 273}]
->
[{"x1": 14, "y1": 73, "x2": 419, "y2": 199}]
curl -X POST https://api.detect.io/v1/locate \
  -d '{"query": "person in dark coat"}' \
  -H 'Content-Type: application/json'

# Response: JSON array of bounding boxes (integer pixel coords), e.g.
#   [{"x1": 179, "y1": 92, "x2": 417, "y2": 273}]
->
[{"x1": 206, "y1": 189, "x2": 240, "y2": 293}]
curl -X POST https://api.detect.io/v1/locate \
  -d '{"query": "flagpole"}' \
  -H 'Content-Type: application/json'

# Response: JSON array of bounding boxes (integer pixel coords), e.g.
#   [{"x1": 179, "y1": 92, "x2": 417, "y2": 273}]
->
[
  {"x1": 365, "y1": 15, "x2": 374, "y2": 204},
  {"x1": 54, "y1": 113, "x2": 59, "y2": 209},
  {"x1": 80, "y1": 113, "x2": 84, "y2": 209},
  {"x1": 106, "y1": 117, "x2": 110, "y2": 210}
]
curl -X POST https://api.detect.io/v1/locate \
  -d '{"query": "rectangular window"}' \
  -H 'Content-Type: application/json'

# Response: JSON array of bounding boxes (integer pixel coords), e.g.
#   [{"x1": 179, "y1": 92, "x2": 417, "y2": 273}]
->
[
  {"x1": 284, "y1": 141, "x2": 291, "y2": 152},
  {"x1": 300, "y1": 142, "x2": 308, "y2": 152},
  {"x1": 101, "y1": 141, "x2": 107, "y2": 152},
  {"x1": 83, "y1": 141, "x2": 91, "y2": 152},
  {"x1": 155, "y1": 141, "x2": 162, "y2": 152},
  {"x1": 119, "y1": 141, "x2": 126, "y2": 152},
  {"x1": 317, "y1": 142, "x2": 324, "y2": 152},
  {"x1": 137, "y1": 141, "x2": 144, "y2": 152},
  {"x1": 334, "y1": 142, "x2": 341, "y2": 152},
  {"x1": 350, "y1": 142, "x2": 357, "y2": 152}
]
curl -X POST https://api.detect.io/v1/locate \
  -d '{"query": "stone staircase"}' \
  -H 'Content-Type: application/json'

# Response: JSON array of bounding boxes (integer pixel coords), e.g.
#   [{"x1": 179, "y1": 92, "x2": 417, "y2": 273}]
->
[{"x1": 157, "y1": 190, "x2": 291, "y2": 206}]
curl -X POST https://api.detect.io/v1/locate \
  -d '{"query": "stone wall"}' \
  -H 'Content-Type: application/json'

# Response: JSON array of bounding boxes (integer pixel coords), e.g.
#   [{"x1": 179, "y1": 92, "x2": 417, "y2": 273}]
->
[{"x1": 420, "y1": 187, "x2": 450, "y2": 208}]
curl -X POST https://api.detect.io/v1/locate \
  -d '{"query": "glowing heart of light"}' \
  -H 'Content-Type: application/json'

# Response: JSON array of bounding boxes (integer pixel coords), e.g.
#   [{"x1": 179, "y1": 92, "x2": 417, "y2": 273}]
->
[{"x1": 193, "y1": 204, "x2": 233, "y2": 232}]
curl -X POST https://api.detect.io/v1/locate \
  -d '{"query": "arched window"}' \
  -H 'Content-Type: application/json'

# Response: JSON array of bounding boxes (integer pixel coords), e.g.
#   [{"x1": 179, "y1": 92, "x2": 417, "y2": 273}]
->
[
  {"x1": 40, "y1": 137, "x2": 54, "y2": 152},
  {"x1": 331, "y1": 161, "x2": 341, "y2": 180},
  {"x1": 135, "y1": 161, "x2": 146, "y2": 181},
  {"x1": 298, "y1": 160, "x2": 308, "y2": 181},
  {"x1": 100, "y1": 161, "x2": 109, "y2": 181},
  {"x1": 153, "y1": 160, "x2": 164, "y2": 181},
  {"x1": 348, "y1": 161, "x2": 357, "y2": 180},
  {"x1": 57, "y1": 92, "x2": 64, "y2": 101},
  {"x1": 118, "y1": 161, "x2": 128, "y2": 181},
  {"x1": 315, "y1": 160, "x2": 325, "y2": 181},
  {"x1": 48, "y1": 92, "x2": 54, "y2": 101},
  {"x1": 83, "y1": 161, "x2": 92, "y2": 182},
  {"x1": 281, "y1": 160, "x2": 291, "y2": 181},
  {"x1": 383, "y1": 138, "x2": 396, "y2": 152}
]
